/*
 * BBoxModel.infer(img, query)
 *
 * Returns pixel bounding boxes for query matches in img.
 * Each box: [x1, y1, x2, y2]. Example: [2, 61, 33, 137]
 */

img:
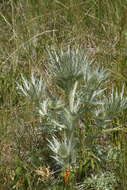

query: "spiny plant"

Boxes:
[17, 47, 127, 189]
[1, 0, 127, 189]
[17, 73, 46, 104]
[78, 171, 117, 190]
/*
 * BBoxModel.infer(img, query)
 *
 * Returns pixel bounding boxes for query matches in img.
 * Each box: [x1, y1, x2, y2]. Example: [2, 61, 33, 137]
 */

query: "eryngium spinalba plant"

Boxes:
[17, 47, 127, 188]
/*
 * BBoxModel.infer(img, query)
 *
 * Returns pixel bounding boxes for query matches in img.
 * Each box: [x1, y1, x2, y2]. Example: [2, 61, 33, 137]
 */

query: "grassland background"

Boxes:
[0, 0, 127, 189]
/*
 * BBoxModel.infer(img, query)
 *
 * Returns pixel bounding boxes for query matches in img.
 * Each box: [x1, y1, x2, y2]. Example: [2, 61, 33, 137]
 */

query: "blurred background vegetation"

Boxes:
[0, 0, 127, 189]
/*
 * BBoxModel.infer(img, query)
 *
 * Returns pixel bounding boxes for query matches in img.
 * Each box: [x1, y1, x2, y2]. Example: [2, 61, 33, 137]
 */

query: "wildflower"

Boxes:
[64, 167, 71, 184]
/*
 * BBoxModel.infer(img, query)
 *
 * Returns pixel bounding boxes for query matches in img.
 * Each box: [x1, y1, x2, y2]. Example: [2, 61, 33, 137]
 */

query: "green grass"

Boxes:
[0, 0, 127, 189]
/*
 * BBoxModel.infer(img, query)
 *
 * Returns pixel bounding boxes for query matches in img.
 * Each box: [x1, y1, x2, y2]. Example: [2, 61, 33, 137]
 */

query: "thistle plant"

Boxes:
[78, 172, 116, 190]
[103, 85, 127, 120]
[17, 47, 127, 188]
[17, 72, 46, 104]
[48, 135, 76, 167]
[46, 47, 87, 92]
